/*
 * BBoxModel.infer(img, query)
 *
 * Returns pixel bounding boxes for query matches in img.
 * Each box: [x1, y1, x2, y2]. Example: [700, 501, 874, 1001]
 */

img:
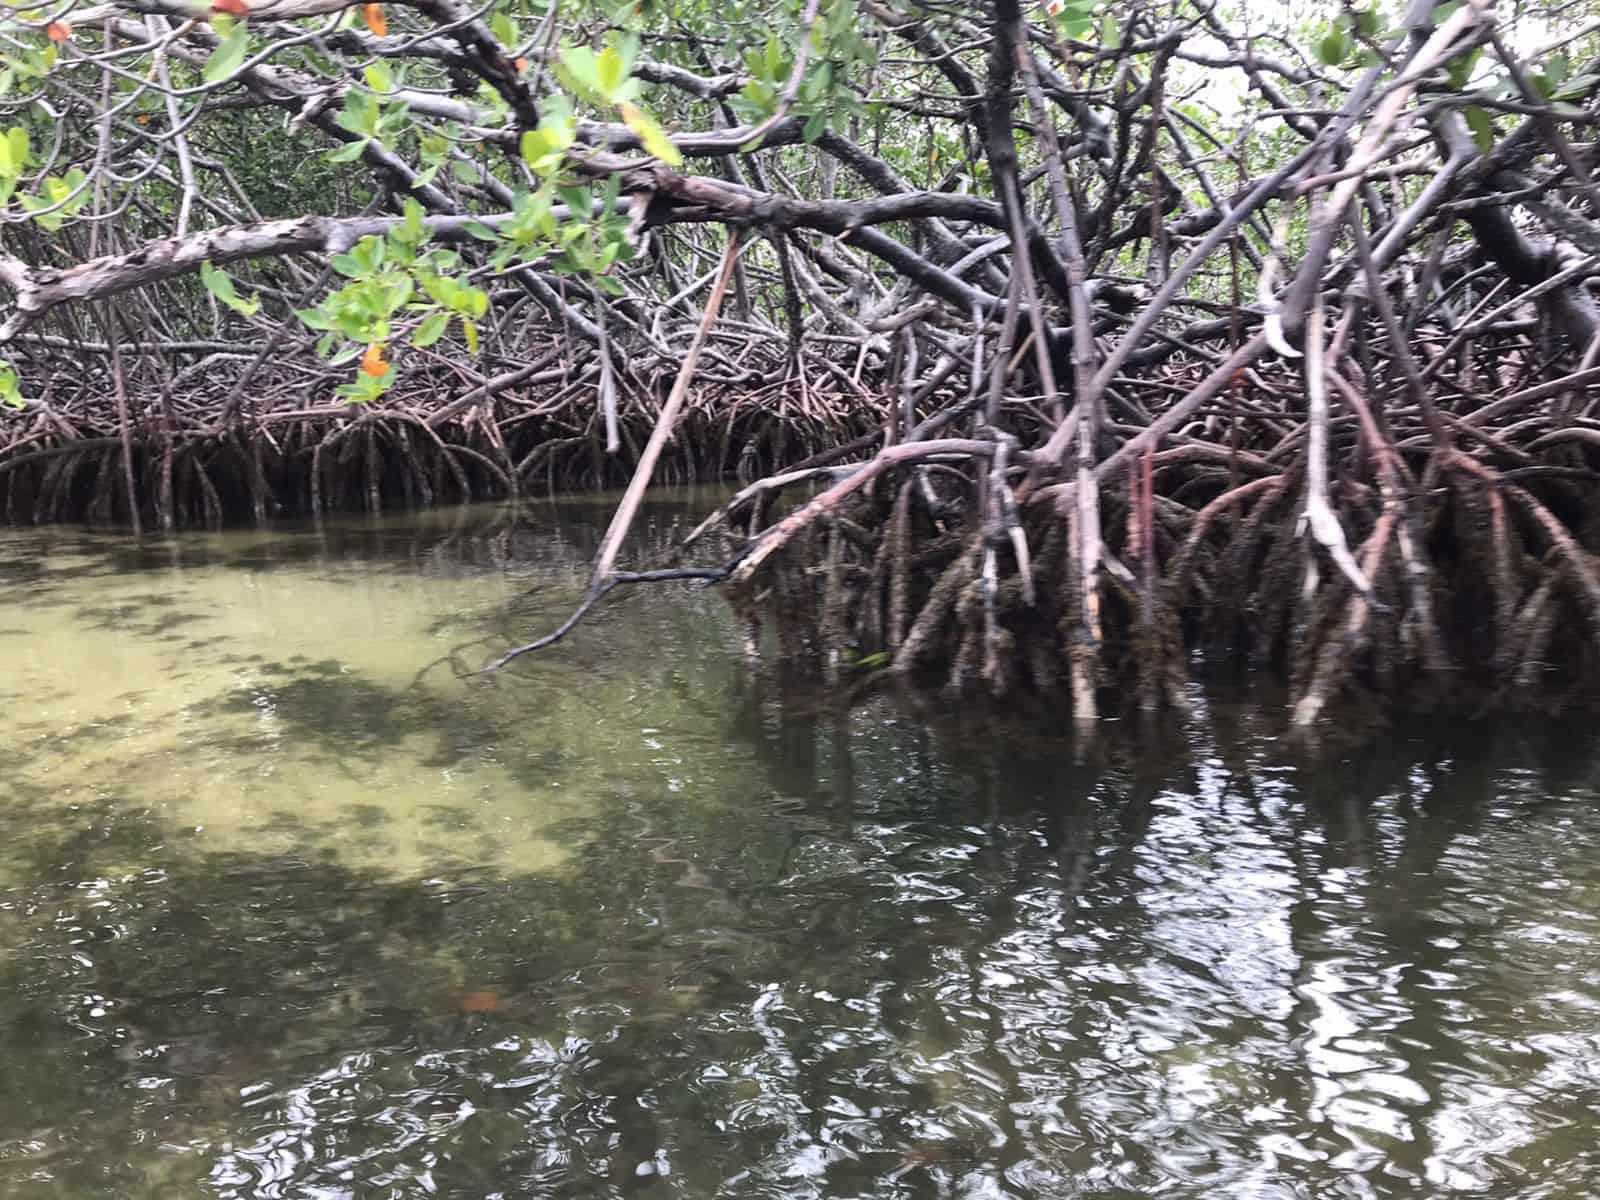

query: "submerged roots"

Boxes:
[706, 395, 1600, 725]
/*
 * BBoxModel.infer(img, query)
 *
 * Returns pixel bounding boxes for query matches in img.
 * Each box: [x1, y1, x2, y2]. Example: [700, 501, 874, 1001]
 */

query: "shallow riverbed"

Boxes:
[1, 497, 1598, 1198]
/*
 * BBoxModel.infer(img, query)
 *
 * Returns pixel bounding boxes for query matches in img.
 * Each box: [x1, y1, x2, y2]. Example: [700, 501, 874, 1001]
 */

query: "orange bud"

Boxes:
[514, 56, 528, 72]
[363, 3, 386, 36]
[361, 343, 389, 376]
[46, 21, 71, 42]
[212, 0, 249, 14]
[136, 113, 151, 125]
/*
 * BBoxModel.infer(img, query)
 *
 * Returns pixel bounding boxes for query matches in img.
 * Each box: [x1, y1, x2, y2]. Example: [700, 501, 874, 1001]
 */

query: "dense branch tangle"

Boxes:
[7, 0, 1600, 722]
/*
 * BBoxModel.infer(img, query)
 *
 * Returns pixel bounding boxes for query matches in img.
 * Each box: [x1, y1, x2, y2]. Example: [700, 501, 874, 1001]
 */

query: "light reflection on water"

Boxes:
[1, 499, 1598, 1198]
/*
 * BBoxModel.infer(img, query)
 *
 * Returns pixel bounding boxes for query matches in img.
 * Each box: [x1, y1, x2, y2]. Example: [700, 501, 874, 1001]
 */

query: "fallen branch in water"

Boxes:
[478, 567, 732, 671]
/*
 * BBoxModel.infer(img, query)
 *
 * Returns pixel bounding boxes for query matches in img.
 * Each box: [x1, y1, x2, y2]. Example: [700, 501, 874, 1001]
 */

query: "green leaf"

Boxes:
[199, 260, 261, 317]
[377, 104, 411, 138]
[0, 126, 26, 175]
[736, 77, 778, 122]
[614, 30, 640, 77]
[0, 361, 24, 409]
[328, 138, 369, 163]
[337, 360, 394, 403]
[556, 183, 591, 215]
[364, 60, 395, 94]
[412, 310, 450, 347]
[1446, 46, 1481, 91]
[392, 195, 428, 246]
[618, 101, 682, 165]
[1554, 72, 1600, 102]
[199, 260, 237, 304]
[541, 93, 576, 142]
[418, 272, 452, 307]
[357, 238, 384, 275]
[521, 128, 554, 167]
[203, 23, 251, 86]
[462, 317, 479, 354]
[518, 102, 575, 178]
[559, 44, 601, 98]
[336, 93, 371, 136]
[48, 170, 87, 206]
[1465, 104, 1495, 151]
[490, 10, 517, 47]
[596, 45, 627, 101]
[1317, 30, 1348, 67]
[531, 193, 558, 238]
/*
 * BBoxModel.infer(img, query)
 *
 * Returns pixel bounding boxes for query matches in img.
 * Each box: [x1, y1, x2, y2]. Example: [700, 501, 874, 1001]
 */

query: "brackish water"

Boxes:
[2, 497, 1599, 1198]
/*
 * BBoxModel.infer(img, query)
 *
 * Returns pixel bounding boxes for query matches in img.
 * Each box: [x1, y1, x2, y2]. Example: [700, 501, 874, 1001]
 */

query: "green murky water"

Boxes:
[2, 498, 1599, 1198]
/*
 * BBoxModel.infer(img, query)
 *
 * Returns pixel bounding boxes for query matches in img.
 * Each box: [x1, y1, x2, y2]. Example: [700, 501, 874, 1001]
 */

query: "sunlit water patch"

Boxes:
[1, 499, 1599, 1198]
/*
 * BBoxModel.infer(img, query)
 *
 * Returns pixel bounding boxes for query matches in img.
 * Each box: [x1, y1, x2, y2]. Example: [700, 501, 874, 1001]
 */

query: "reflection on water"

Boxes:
[2, 499, 1599, 1198]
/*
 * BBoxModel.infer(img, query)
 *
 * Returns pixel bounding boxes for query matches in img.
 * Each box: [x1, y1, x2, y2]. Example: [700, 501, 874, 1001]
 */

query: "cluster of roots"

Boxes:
[0, 377, 872, 528]
[710, 374, 1600, 726]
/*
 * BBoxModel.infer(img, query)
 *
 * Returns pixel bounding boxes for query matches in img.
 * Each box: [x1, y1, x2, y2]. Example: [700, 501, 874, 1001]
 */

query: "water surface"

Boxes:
[1, 499, 1598, 1198]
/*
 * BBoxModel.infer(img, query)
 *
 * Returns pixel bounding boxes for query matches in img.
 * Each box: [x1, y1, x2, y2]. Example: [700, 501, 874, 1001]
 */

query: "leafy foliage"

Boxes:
[0, 0, 1597, 403]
